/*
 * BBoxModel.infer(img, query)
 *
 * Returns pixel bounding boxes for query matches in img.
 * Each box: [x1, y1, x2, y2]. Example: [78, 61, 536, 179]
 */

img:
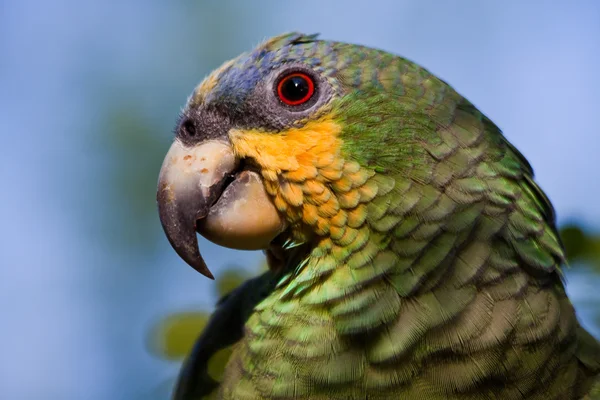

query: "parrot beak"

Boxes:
[157, 139, 286, 279]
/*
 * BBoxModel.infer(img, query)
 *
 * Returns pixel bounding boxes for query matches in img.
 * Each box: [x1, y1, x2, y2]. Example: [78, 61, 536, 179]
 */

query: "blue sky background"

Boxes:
[1, 1, 599, 399]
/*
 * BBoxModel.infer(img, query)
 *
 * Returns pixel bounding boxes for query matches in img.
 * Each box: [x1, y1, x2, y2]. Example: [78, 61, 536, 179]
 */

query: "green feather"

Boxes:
[172, 32, 600, 400]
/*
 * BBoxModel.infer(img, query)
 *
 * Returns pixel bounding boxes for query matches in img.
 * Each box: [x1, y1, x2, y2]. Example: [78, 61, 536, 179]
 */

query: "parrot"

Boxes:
[156, 32, 600, 399]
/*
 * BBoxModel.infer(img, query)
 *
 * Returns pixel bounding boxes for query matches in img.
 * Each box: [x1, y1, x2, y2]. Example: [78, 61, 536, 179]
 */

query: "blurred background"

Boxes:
[1, 0, 599, 398]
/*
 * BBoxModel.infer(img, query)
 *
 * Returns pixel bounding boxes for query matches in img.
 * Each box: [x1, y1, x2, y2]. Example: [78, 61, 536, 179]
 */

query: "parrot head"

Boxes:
[157, 32, 477, 278]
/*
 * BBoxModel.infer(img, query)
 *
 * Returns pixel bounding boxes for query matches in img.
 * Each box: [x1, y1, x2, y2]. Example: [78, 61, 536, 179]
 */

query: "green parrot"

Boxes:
[156, 33, 600, 399]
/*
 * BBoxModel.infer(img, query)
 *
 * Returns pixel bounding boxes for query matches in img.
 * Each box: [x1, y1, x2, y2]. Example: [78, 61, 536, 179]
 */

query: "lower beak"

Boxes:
[157, 139, 286, 279]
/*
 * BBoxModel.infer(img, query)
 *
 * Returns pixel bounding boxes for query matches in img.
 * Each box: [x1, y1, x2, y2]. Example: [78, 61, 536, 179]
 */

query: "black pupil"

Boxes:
[281, 76, 310, 102]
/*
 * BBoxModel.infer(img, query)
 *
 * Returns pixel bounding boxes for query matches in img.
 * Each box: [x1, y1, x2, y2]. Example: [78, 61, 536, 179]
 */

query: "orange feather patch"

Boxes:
[228, 116, 374, 245]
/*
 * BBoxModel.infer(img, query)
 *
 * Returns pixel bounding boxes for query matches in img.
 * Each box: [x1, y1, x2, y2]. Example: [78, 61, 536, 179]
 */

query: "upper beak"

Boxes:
[157, 140, 237, 279]
[157, 138, 287, 279]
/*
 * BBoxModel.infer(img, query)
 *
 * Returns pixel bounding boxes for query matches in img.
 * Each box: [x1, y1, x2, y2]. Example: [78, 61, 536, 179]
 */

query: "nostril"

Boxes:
[180, 118, 196, 137]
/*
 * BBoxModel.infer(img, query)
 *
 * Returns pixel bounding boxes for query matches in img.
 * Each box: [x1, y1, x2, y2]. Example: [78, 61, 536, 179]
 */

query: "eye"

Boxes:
[276, 72, 315, 106]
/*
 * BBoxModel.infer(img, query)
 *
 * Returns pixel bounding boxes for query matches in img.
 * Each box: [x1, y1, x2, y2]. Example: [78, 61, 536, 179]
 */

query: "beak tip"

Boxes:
[170, 238, 215, 280]
[204, 271, 215, 280]
[191, 258, 215, 280]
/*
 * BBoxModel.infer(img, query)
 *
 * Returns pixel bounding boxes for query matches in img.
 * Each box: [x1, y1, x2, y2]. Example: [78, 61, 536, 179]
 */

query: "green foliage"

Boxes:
[560, 224, 600, 271]
[101, 105, 169, 249]
[215, 267, 251, 298]
[150, 311, 210, 361]
[150, 263, 262, 362]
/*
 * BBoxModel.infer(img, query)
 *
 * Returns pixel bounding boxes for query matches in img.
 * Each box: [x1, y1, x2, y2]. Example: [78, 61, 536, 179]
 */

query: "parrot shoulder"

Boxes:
[172, 271, 279, 400]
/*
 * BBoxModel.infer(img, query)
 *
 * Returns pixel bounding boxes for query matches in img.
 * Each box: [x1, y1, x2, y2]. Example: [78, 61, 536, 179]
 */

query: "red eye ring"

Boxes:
[276, 72, 315, 106]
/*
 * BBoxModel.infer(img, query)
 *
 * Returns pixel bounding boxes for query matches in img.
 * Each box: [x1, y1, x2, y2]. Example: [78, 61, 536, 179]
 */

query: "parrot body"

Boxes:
[158, 33, 600, 399]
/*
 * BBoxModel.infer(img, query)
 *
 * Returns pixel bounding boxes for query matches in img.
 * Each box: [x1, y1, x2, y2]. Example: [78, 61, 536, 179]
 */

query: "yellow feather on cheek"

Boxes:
[229, 116, 375, 244]
[229, 117, 344, 241]
[229, 118, 342, 172]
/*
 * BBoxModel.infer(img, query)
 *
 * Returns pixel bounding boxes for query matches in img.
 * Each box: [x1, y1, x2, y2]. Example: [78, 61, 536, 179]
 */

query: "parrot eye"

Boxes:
[276, 72, 315, 106]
